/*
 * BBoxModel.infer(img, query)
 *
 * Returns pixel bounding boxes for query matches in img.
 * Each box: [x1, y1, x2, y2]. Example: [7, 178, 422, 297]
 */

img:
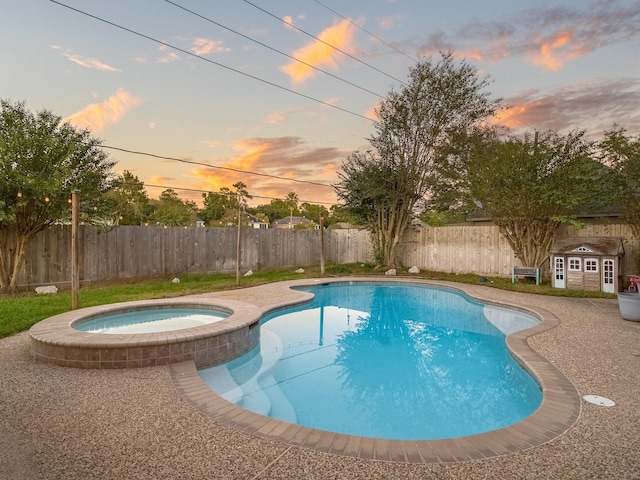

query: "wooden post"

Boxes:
[71, 190, 80, 309]
[319, 213, 325, 275]
[236, 200, 242, 287]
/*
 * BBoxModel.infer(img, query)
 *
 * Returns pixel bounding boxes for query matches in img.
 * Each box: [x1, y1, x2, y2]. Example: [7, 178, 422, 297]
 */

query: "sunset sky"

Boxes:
[3, 0, 639, 207]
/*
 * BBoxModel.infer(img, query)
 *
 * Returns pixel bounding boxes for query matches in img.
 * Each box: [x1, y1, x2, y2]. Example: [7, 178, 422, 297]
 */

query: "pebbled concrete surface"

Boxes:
[1, 280, 638, 479]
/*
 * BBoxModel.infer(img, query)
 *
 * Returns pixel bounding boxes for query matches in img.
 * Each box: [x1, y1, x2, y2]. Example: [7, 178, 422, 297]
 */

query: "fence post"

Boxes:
[71, 190, 80, 309]
[236, 203, 242, 286]
[320, 214, 325, 274]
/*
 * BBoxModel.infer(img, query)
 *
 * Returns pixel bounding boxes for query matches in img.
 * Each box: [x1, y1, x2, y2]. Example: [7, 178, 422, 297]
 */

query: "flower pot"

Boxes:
[617, 292, 640, 321]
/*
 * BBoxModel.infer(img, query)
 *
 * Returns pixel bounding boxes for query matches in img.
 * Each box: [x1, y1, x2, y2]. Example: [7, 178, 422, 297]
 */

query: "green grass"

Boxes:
[0, 263, 617, 339]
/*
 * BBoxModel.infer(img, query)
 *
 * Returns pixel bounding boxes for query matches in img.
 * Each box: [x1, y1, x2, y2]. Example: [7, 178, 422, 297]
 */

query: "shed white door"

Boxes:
[602, 259, 615, 293]
[554, 257, 565, 288]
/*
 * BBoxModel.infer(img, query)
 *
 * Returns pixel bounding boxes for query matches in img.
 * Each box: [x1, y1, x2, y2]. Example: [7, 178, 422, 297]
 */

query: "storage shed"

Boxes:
[550, 237, 625, 293]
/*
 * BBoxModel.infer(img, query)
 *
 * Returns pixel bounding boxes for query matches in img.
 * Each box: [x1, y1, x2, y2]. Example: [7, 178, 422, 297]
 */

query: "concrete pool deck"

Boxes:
[1, 278, 639, 479]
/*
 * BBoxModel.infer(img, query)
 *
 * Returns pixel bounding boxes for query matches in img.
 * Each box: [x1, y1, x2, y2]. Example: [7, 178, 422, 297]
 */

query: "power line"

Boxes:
[165, 0, 384, 99]
[102, 145, 335, 188]
[51, 1, 540, 163]
[311, 0, 419, 63]
[142, 183, 336, 205]
[49, 0, 374, 122]
[302, 0, 539, 133]
[51, 1, 536, 137]
[236, 0, 535, 134]
[242, 0, 407, 86]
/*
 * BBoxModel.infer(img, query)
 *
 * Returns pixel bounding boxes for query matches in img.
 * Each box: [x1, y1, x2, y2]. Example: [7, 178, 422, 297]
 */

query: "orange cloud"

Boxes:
[493, 78, 640, 134]
[228, 138, 273, 170]
[149, 175, 174, 187]
[493, 104, 532, 130]
[530, 29, 592, 71]
[189, 138, 275, 193]
[281, 19, 357, 83]
[65, 89, 142, 132]
[456, 48, 484, 62]
[189, 137, 343, 204]
[364, 101, 380, 121]
[191, 170, 237, 196]
[319, 162, 338, 177]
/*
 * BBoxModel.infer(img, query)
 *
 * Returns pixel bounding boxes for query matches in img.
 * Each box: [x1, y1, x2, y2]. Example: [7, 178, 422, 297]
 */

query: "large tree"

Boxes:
[0, 99, 115, 292]
[599, 127, 640, 240]
[252, 198, 296, 223]
[336, 52, 499, 266]
[230, 181, 251, 227]
[300, 202, 329, 225]
[328, 204, 361, 226]
[199, 187, 236, 226]
[148, 189, 198, 227]
[432, 128, 604, 268]
[103, 170, 149, 225]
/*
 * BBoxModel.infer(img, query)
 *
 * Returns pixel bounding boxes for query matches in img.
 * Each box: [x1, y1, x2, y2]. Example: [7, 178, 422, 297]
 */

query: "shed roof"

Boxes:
[551, 237, 625, 257]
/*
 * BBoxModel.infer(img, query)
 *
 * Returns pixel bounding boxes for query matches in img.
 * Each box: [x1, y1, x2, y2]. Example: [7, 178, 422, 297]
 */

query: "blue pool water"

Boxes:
[199, 283, 542, 440]
[74, 308, 229, 334]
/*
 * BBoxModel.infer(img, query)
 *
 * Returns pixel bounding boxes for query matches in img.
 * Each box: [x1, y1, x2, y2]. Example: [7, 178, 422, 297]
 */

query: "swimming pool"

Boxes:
[199, 282, 542, 440]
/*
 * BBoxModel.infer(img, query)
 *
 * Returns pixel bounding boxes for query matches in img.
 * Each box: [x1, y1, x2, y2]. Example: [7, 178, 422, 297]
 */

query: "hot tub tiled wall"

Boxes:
[29, 298, 262, 369]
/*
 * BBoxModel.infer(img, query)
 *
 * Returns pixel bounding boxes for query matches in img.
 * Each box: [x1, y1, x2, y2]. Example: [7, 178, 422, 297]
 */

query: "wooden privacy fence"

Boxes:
[17, 226, 324, 288]
[12, 223, 637, 288]
[399, 224, 517, 275]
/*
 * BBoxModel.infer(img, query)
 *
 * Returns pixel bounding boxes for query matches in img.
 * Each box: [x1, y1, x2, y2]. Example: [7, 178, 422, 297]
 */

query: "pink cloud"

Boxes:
[495, 79, 640, 133]
[529, 29, 594, 71]
[415, 2, 639, 71]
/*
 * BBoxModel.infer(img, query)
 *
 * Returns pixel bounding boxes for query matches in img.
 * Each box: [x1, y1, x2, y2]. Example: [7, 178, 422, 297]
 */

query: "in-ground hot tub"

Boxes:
[29, 297, 262, 369]
[73, 307, 230, 334]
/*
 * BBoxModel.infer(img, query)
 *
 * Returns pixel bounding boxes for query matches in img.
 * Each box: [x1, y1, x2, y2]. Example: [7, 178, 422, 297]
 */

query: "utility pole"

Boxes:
[319, 212, 325, 275]
[71, 190, 80, 309]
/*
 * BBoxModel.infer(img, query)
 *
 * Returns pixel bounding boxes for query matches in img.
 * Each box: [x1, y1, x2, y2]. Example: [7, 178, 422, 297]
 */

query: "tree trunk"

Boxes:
[8, 236, 28, 292]
[0, 225, 41, 293]
[497, 219, 560, 268]
[0, 233, 9, 291]
[374, 197, 414, 268]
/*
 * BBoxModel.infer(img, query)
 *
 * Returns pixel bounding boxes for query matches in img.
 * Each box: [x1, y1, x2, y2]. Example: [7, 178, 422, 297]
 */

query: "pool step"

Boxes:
[198, 328, 297, 423]
[198, 365, 244, 403]
[257, 373, 297, 423]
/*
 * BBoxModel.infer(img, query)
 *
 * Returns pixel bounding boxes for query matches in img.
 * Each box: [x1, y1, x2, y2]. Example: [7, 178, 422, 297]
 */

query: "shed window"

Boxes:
[568, 257, 582, 271]
[585, 258, 598, 272]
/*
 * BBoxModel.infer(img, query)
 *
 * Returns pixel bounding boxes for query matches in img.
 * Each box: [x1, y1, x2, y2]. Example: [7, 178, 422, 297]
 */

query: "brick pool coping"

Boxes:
[169, 278, 582, 464]
[29, 297, 263, 369]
